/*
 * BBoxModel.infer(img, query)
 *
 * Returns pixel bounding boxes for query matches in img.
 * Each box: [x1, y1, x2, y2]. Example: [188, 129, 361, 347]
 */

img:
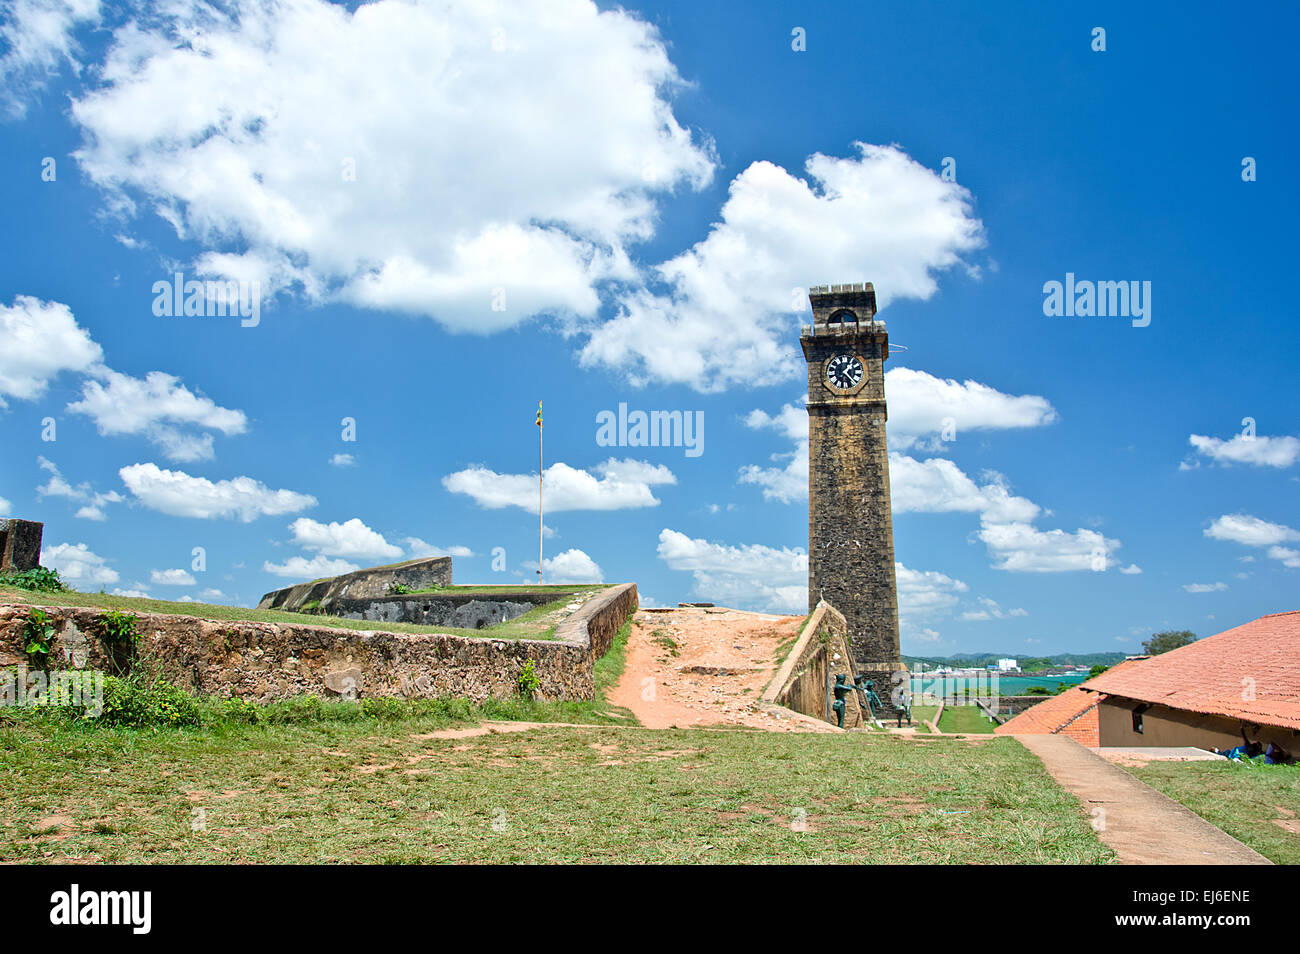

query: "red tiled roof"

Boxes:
[1084, 610, 1300, 730]
[995, 657, 1148, 737]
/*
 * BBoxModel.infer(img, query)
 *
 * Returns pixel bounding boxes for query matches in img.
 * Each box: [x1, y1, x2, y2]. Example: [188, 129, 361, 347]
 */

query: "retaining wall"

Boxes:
[0, 583, 638, 704]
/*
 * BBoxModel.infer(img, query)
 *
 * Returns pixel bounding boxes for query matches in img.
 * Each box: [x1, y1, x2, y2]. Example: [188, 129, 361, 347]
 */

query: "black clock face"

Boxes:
[826, 353, 863, 390]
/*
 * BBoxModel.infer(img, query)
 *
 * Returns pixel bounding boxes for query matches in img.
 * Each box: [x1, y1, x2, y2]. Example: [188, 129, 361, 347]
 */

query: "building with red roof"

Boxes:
[1084, 610, 1300, 755]
[995, 657, 1149, 746]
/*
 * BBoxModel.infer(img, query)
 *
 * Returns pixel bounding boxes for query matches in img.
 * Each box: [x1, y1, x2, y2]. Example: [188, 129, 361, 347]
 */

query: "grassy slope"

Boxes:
[0, 586, 573, 641]
[0, 723, 1111, 864]
[1127, 760, 1300, 865]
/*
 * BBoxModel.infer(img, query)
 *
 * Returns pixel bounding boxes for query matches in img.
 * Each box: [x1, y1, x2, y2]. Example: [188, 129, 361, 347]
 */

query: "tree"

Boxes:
[1143, 630, 1197, 656]
[1088, 664, 1109, 678]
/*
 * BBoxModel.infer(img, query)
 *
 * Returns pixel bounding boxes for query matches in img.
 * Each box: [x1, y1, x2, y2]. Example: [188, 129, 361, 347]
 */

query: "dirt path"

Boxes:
[609, 607, 838, 732]
[1015, 734, 1271, 865]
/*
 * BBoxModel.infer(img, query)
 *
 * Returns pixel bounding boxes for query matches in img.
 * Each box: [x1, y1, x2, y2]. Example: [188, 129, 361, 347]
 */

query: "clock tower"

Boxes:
[801, 283, 904, 696]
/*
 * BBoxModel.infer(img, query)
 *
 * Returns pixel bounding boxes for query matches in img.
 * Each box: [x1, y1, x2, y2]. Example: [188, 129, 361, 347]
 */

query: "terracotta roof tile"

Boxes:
[1084, 610, 1300, 729]
[995, 657, 1149, 736]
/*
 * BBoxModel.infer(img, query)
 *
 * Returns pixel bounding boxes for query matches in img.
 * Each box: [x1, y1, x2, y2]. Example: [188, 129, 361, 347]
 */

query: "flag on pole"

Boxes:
[536, 401, 543, 427]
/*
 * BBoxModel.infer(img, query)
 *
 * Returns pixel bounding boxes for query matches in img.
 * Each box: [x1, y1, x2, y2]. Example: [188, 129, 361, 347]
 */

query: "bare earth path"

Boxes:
[1016, 734, 1271, 865]
[609, 606, 837, 732]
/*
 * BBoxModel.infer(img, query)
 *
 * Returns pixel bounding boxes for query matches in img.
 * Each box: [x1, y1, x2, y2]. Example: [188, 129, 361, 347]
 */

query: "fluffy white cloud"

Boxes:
[0, 0, 100, 116]
[262, 554, 359, 580]
[150, 568, 197, 586]
[977, 522, 1119, 573]
[71, 0, 713, 331]
[40, 541, 118, 585]
[119, 462, 316, 521]
[889, 455, 1042, 524]
[404, 538, 473, 559]
[957, 596, 1027, 622]
[35, 456, 123, 520]
[1205, 513, 1300, 569]
[1187, 433, 1300, 469]
[1119, 564, 1143, 575]
[329, 453, 355, 468]
[66, 368, 247, 463]
[541, 548, 603, 583]
[896, 564, 968, 621]
[1205, 513, 1299, 548]
[444, 458, 675, 513]
[111, 587, 150, 599]
[886, 368, 1057, 450]
[1183, 582, 1227, 593]
[287, 517, 402, 561]
[656, 528, 806, 613]
[0, 296, 102, 406]
[0, 493, 11, 513]
[580, 145, 983, 390]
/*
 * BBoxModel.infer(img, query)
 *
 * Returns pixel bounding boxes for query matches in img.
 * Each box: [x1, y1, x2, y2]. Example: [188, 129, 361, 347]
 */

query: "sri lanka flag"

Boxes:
[536, 401, 542, 427]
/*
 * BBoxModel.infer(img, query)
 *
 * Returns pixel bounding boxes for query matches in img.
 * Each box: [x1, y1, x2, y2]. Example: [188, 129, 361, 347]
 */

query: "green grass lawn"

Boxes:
[1126, 760, 1300, 865]
[0, 717, 1112, 864]
[0, 586, 577, 641]
[937, 704, 998, 734]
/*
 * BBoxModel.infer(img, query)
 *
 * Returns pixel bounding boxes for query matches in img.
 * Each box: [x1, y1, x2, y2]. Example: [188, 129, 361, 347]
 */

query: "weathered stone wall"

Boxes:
[0, 519, 43, 572]
[0, 583, 638, 704]
[762, 601, 866, 727]
[330, 592, 560, 630]
[255, 556, 453, 614]
[801, 283, 902, 674]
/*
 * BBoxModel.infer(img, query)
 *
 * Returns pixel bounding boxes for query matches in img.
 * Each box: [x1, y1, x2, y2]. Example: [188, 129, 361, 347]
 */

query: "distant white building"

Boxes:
[997, 658, 1019, 672]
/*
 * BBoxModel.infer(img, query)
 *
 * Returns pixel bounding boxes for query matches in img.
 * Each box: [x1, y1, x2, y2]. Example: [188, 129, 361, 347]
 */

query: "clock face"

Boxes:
[825, 353, 864, 391]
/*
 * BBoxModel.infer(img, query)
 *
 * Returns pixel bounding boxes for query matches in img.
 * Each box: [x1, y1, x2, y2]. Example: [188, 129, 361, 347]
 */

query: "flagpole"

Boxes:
[538, 401, 543, 584]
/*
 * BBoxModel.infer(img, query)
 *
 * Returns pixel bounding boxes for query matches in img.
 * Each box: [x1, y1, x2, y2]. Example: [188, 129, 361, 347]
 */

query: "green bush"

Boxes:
[516, 658, 541, 698]
[99, 674, 202, 728]
[23, 609, 56, 659]
[0, 566, 68, 593]
[96, 610, 140, 645]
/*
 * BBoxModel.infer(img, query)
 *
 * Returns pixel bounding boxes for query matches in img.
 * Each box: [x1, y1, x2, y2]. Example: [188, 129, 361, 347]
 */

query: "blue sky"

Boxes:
[0, 0, 1296, 656]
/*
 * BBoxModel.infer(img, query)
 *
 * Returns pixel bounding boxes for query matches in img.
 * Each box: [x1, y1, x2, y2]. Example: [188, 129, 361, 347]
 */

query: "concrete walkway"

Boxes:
[1015, 734, 1272, 865]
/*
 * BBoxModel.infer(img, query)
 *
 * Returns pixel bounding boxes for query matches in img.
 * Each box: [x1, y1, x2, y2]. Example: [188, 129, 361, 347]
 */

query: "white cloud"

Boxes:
[0, 0, 100, 116]
[1119, 564, 1143, 575]
[1182, 582, 1227, 593]
[889, 455, 1041, 524]
[656, 528, 806, 613]
[977, 522, 1119, 573]
[119, 462, 316, 521]
[0, 493, 11, 513]
[886, 368, 1057, 450]
[35, 456, 123, 520]
[1205, 513, 1299, 548]
[541, 548, 603, 583]
[66, 368, 247, 463]
[150, 567, 197, 586]
[403, 537, 473, 559]
[0, 296, 102, 406]
[1268, 547, 1300, 569]
[40, 541, 118, 585]
[329, 453, 355, 468]
[957, 596, 1027, 622]
[1188, 433, 1300, 469]
[896, 564, 968, 621]
[287, 517, 402, 561]
[110, 587, 150, 599]
[70, 0, 713, 331]
[444, 457, 675, 513]
[262, 554, 359, 580]
[580, 144, 983, 390]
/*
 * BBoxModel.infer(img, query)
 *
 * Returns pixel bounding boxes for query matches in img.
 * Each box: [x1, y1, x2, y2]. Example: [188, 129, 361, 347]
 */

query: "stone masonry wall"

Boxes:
[255, 556, 453, 614]
[0, 583, 637, 704]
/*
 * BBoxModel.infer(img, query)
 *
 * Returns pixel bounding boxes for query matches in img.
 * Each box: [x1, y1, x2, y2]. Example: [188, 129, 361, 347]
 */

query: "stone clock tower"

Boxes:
[801, 283, 904, 694]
